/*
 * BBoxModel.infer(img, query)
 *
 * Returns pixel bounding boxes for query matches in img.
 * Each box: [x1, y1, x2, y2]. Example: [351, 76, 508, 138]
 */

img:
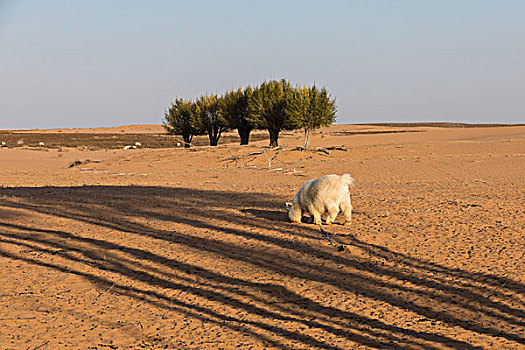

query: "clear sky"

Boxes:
[1, 0, 524, 129]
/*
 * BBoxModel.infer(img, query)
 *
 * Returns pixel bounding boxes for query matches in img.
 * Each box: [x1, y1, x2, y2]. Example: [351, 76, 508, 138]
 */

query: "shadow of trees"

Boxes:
[0, 186, 523, 349]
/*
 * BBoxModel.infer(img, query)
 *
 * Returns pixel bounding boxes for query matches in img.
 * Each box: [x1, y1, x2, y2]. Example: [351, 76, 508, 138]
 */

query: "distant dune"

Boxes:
[3, 122, 524, 134]
[5, 124, 166, 134]
[358, 122, 525, 128]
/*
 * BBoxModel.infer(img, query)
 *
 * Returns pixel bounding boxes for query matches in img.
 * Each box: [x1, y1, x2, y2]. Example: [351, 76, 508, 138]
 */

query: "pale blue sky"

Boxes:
[1, 0, 524, 129]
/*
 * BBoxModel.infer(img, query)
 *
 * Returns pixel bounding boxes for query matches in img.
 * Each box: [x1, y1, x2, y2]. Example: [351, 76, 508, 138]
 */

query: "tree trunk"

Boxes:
[183, 133, 192, 148]
[238, 127, 252, 145]
[208, 133, 218, 146]
[208, 126, 221, 146]
[268, 129, 280, 147]
[303, 128, 312, 150]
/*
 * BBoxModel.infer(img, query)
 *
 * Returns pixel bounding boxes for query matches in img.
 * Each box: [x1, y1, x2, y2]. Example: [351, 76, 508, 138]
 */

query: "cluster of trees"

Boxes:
[163, 79, 336, 149]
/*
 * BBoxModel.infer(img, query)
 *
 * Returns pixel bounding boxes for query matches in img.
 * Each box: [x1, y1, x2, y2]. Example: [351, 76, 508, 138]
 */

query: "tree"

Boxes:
[248, 79, 294, 147]
[195, 94, 228, 146]
[220, 86, 255, 145]
[286, 85, 337, 149]
[163, 98, 199, 148]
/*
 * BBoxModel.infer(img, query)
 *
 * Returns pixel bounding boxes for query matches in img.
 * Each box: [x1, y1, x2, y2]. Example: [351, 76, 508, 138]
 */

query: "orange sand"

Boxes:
[0, 125, 523, 349]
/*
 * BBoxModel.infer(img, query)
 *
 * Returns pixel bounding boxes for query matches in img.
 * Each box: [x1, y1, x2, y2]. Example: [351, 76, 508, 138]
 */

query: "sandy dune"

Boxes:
[0, 124, 524, 349]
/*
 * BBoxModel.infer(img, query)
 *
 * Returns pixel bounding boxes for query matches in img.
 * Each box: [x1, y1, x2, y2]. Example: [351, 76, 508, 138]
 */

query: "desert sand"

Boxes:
[0, 124, 524, 349]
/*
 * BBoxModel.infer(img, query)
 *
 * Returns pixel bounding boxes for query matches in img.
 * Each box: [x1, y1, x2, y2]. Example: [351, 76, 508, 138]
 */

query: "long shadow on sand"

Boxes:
[0, 186, 523, 349]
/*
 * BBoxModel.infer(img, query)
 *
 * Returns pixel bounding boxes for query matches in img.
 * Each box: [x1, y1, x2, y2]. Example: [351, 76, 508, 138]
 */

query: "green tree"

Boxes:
[248, 79, 294, 147]
[286, 85, 337, 149]
[195, 94, 228, 146]
[221, 86, 255, 145]
[163, 98, 199, 148]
